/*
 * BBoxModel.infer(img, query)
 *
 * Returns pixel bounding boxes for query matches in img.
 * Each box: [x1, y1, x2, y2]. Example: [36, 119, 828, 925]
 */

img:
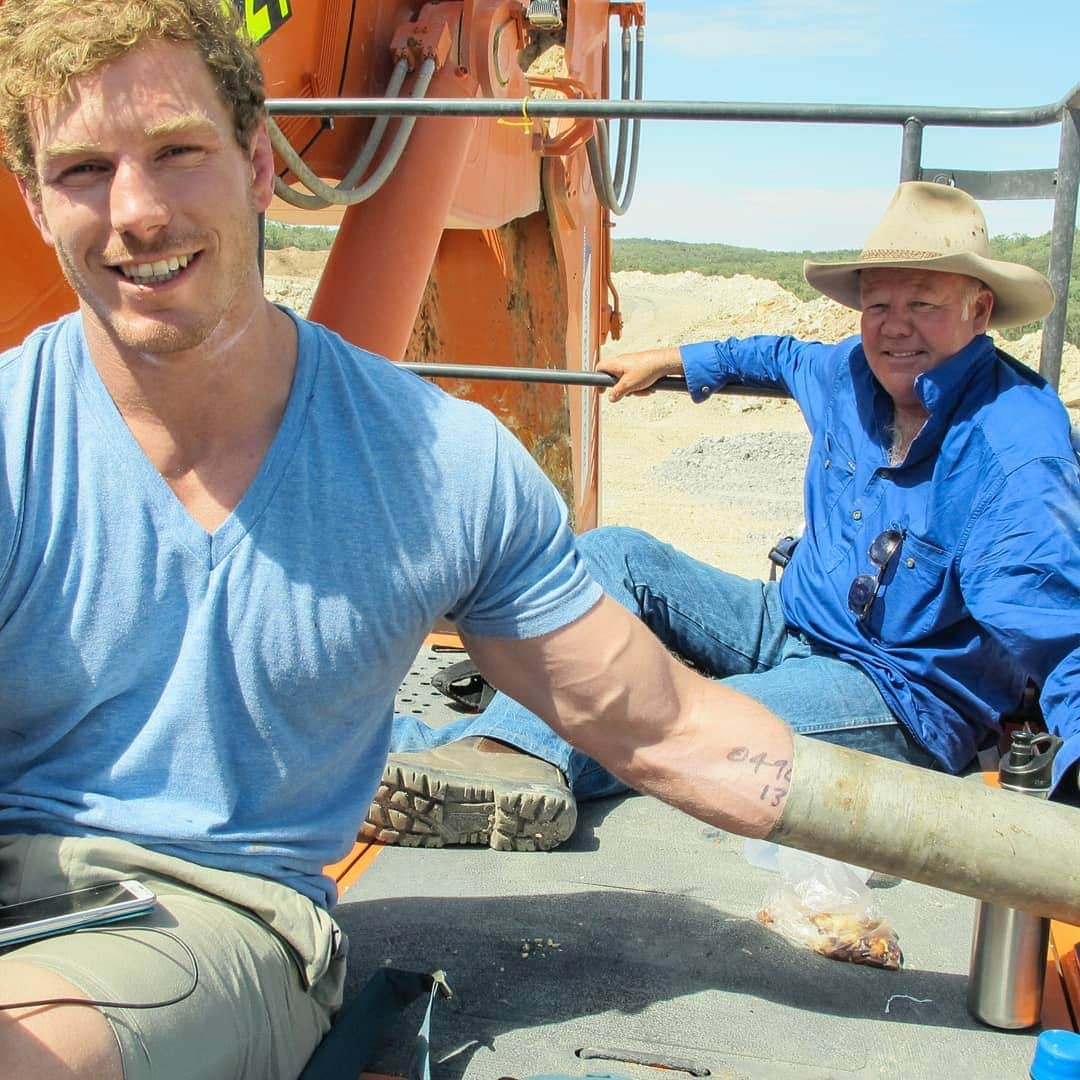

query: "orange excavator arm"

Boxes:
[257, 0, 633, 529]
[252, 0, 632, 530]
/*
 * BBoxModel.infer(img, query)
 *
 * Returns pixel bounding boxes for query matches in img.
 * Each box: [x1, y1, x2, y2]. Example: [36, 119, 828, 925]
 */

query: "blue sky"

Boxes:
[613, 1, 1079, 251]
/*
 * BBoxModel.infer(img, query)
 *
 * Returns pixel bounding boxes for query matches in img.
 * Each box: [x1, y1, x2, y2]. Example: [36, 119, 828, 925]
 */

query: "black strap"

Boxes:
[431, 658, 496, 712]
[767, 534, 800, 581]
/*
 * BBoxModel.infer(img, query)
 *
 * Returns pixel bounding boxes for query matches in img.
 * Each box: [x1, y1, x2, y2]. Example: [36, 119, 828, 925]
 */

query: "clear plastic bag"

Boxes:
[751, 844, 903, 970]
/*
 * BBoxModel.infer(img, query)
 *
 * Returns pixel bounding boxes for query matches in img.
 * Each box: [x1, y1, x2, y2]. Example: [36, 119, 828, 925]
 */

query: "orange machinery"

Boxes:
[0, 0, 643, 531]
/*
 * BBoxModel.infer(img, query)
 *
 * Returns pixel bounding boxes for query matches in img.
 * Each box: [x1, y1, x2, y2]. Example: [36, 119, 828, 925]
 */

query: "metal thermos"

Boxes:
[967, 727, 1063, 1029]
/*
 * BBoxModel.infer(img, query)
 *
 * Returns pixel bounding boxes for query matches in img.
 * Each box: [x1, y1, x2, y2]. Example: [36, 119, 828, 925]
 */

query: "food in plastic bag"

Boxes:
[753, 845, 903, 970]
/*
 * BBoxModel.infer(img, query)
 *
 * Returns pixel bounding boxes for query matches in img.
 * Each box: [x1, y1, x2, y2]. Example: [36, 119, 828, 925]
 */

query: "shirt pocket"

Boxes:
[807, 430, 859, 571]
[872, 532, 956, 644]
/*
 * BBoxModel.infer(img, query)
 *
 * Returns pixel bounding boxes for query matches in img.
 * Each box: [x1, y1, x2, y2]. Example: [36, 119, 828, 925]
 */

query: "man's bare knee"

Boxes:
[0, 960, 122, 1080]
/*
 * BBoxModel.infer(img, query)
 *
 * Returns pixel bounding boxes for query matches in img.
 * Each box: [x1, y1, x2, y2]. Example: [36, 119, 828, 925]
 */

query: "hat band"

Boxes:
[858, 247, 949, 261]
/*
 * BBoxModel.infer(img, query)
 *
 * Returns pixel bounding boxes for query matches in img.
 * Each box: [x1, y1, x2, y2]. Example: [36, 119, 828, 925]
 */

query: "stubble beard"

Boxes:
[59, 208, 262, 358]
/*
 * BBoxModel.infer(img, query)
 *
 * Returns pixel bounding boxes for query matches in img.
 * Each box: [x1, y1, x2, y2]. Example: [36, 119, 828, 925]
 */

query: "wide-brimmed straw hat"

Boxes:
[803, 182, 1054, 328]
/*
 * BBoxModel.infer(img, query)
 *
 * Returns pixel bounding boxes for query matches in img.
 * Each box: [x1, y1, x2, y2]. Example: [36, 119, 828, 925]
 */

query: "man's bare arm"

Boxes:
[462, 595, 793, 838]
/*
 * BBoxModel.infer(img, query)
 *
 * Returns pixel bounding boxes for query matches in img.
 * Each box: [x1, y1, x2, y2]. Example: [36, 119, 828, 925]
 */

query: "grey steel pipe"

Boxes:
[1040, 100, 1080, 388]
[899, 117, 924, 182]
[396, 362, 790, 398]
[269, 94, 1071, 128]
[767, 736, 1080, 924]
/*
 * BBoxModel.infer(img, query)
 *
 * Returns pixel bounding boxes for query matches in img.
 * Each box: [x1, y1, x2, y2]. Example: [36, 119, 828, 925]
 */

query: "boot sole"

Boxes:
[362, 759, 577, 851]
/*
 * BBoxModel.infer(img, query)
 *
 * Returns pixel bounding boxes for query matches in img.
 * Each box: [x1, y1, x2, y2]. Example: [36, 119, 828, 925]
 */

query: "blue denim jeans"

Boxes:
[391, 526, 936, 800]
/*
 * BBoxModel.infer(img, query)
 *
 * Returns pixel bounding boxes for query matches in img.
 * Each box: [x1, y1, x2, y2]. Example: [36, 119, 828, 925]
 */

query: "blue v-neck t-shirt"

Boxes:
[0, 312, 601, 906]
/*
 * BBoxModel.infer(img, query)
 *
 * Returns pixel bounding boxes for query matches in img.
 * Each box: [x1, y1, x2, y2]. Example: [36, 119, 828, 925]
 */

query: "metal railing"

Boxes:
[269, 83, 1080, 390]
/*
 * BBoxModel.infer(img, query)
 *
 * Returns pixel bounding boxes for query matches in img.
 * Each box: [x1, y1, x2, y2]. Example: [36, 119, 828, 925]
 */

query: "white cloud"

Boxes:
[650, 4, 881, 60]
[617, 183, 1053, 250]
[647, 0, 980, 62]
[981, 201, 1056, 241]
[619, 184, 888, 250]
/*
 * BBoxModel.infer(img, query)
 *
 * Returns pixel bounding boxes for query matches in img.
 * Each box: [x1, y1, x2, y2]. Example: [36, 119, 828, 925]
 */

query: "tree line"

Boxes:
[611, 234, 1080, 347]
[263, 220, 1079, 348]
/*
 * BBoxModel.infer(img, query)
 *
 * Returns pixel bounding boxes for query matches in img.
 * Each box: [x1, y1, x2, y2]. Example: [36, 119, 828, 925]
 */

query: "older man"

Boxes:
[370, 181, 1080, 849]
[0, 1, 825, 1076]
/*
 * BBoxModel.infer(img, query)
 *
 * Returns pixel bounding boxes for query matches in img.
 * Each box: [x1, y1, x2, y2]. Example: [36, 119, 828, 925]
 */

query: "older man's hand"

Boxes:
[597, 347, 684, 402]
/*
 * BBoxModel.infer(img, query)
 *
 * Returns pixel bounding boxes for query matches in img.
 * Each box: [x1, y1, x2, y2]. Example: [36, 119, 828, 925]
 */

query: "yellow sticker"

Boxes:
[229, 0, 292, 44]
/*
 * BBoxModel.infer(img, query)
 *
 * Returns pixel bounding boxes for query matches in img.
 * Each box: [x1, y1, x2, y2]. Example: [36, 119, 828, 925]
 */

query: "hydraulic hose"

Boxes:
[587, 23, 644, 215]
[271, 58, 435, 210]
[611, 23, 633, 194]
[336, 59, 410, 189]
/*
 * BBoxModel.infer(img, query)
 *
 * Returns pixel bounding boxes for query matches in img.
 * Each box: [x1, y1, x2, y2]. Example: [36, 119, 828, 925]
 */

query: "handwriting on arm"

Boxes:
[727, 746, 791, 807]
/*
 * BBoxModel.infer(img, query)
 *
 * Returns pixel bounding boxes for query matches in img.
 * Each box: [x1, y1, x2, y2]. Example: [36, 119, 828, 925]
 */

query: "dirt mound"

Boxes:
[605, 271, 861, 353]
[265, 247, 331, 278]
[263, 247, 324, 315]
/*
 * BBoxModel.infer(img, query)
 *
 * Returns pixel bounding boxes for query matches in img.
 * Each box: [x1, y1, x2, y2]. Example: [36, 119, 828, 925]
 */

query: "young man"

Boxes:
[371, 181, 1080, 848]
[0, 2, 802, 1076]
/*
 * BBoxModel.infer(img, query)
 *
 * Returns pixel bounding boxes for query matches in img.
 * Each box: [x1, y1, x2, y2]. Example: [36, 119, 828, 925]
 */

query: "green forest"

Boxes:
[611, 233, 1080, 347]
[263, 220, 1078, 348]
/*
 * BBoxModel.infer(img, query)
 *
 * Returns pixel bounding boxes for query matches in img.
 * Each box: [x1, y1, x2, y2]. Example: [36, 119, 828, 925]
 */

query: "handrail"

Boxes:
[395, 362, 788, 398]
[267, 86, 1079, 127]
[267, 83, 1079, 388]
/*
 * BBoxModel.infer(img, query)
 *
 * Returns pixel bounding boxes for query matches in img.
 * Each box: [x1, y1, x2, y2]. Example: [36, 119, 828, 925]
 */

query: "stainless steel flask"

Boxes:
[967, 728, 1063, 1029]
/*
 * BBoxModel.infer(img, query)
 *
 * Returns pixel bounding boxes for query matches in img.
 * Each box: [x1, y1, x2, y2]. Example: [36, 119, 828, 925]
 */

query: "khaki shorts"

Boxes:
[0, 834, 346, 1080]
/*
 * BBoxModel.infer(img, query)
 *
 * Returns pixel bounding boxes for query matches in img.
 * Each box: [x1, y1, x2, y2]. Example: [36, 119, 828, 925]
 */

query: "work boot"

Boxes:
[362, 737, 577, 851]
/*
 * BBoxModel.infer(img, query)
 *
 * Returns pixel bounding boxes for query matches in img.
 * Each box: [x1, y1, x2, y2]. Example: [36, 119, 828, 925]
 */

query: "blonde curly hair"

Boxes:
[0, 0, 266, 193]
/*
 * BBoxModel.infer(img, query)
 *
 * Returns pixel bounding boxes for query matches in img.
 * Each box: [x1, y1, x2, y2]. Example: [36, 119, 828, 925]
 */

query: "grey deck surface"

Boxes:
[335, 647, 1040, 1079]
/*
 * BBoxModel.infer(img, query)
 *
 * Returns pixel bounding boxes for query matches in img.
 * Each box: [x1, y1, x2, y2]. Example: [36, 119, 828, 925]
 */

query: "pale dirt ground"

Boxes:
[264, 250, 1080, 581]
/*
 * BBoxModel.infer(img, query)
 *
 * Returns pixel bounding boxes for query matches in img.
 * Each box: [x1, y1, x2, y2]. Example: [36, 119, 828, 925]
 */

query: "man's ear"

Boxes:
[972, 287, 994, 334]
[15, 174, 55, 249]
[248, 120, 276, 215]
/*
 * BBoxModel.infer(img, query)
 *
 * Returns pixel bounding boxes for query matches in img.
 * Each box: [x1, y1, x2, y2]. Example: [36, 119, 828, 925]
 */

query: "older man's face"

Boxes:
[859, 268, 993, 414]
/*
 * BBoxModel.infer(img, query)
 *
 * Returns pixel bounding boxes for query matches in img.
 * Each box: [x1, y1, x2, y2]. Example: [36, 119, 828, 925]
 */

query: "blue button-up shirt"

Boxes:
[680, 332, 1080, 791]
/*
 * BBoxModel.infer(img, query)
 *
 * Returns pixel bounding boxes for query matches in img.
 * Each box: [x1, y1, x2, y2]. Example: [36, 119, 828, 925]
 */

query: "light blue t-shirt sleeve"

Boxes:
[446, 416, 602, 638]
[0, 315, 604, 904]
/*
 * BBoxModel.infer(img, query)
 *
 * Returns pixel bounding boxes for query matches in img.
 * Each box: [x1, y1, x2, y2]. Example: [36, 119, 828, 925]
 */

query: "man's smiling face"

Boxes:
[21, 38, 274, 358]
[859, 267, 993, 412]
